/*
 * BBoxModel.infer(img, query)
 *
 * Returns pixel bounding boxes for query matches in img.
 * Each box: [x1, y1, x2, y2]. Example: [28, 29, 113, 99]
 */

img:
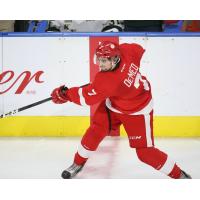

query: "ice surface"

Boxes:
[0, 137, 199, 179]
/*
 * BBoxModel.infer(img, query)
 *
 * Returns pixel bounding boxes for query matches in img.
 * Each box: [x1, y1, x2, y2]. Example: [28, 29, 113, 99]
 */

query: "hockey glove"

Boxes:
[51, 85, 69, 104]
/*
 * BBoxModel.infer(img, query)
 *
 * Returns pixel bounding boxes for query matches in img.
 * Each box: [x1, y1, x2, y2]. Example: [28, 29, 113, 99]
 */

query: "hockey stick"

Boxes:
[0, 86, 70, 119]
[0, 97, 52, 118]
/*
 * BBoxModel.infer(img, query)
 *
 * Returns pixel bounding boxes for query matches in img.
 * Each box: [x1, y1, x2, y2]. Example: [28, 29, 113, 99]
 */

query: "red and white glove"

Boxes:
[51, 85, 69, 104]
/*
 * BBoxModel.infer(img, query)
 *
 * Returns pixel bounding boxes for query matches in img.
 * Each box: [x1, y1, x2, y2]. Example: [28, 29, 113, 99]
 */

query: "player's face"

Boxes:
[97, 57, 113, 71]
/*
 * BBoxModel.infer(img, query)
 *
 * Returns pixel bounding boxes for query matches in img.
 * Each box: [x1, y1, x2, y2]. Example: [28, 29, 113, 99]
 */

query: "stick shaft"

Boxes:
[0, 97, 52, 118]
[18, 97, 52, 112]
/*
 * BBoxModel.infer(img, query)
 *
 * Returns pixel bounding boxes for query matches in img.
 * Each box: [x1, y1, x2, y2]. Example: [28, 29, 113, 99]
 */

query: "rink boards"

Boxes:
[0, 32, 200, 136]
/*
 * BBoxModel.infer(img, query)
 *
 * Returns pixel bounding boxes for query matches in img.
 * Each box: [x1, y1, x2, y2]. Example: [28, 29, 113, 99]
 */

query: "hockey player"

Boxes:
[51, 41, 191, 179]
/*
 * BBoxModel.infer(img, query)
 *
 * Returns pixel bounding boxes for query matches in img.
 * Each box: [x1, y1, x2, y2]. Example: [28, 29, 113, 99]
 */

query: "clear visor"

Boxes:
[96, 57, 111, 65]
[94, 54, 111, 65]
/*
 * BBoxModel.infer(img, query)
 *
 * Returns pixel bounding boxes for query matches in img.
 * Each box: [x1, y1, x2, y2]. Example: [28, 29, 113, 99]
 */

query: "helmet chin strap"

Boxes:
[110, 57, 120, 70]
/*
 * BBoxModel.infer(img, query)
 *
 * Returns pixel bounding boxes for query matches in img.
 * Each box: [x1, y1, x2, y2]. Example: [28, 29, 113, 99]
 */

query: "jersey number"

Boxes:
[134, 73, 150, 90]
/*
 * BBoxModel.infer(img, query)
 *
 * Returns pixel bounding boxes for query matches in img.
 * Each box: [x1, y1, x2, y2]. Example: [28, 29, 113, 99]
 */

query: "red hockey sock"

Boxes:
[136, 147, 181, 178]
[73, 124, 107, 166]
[74, 152, 88, 166]
[81, 124, 107, 151]
[136, 147, 168, 170]
[168, 164, 181, 179]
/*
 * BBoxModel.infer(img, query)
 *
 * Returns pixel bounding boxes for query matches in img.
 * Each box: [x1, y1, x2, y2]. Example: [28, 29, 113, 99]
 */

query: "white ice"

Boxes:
[0, 137, 199, 179]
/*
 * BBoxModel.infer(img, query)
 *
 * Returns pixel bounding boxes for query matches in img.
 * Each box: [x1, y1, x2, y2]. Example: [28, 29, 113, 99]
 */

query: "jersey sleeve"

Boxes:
[66, 73, 115, 106]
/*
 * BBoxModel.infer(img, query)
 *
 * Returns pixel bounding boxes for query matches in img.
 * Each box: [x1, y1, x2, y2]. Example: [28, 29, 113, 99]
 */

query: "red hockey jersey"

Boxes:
[66, 43, 152, 115]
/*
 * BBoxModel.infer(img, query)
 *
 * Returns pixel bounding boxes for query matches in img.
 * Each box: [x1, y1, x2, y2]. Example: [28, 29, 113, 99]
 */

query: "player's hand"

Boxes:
[51, 85, 69, 104]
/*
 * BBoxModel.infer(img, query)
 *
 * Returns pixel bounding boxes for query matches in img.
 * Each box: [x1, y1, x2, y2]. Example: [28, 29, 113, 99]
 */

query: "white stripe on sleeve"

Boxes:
[78, 88, 87, 106]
